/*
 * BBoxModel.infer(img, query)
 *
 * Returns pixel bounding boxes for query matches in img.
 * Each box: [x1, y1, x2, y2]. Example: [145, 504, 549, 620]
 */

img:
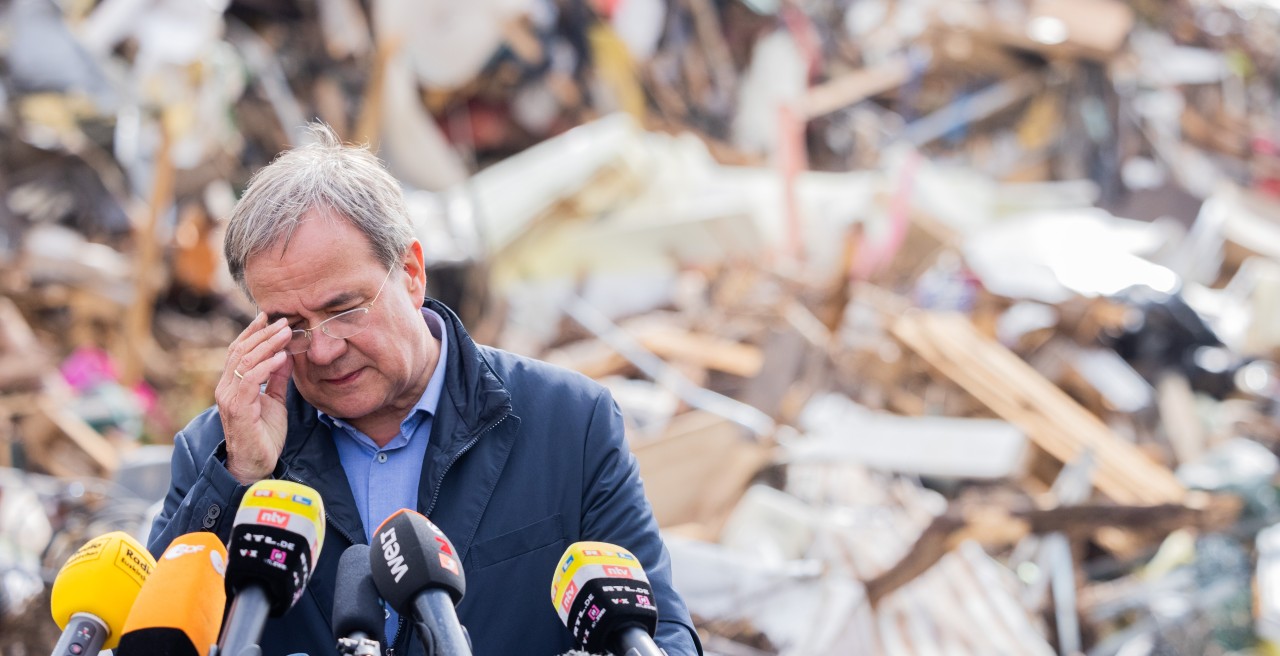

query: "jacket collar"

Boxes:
[276, 299, 515, 546]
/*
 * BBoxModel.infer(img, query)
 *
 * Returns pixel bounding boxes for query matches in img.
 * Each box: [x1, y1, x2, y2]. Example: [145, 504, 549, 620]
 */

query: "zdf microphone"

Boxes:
[116, 531, 228, 656]
[551, 541, 662, 656]
[332, 544, 384, 656]
[369, 509, 471, 656]
[49, 531, 156, 655]
[218, 479, 326, 656]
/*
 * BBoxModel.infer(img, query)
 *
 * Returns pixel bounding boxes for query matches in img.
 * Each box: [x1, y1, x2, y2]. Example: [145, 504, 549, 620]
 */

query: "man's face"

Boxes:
[244, 211, 431, 426]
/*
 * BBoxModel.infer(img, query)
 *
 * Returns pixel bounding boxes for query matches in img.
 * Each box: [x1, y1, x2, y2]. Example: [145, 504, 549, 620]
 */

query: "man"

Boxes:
[148, 124, 702, 656]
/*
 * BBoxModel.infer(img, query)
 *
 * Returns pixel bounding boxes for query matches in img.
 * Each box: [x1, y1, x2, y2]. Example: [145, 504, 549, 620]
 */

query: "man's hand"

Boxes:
[216, 313, 294, 484]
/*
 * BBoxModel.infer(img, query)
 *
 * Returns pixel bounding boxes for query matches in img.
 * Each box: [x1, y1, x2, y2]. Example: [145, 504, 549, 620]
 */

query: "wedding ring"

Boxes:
[234, 369, 244, 380]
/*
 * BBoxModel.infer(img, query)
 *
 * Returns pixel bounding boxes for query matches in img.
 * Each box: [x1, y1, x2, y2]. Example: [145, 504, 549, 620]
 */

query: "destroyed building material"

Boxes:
[562, 292, 776, 437]
[892, 311, 1186, 505]
[632, 415, 762, 533]
[792, 393, 1029, 481]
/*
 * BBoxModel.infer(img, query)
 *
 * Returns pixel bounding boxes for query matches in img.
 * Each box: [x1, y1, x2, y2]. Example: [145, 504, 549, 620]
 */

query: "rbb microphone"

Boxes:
[218, 479, 326, 656]
[368, 509, 471, 656]
[550, 542, 662, 656]
[49, 531, 156, 655]
[117, 531, 227, 656]
[332, 544, 384, 656]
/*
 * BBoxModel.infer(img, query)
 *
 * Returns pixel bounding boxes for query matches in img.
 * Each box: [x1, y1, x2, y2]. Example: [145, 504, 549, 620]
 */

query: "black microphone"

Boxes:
[218, 480, 326, 656]
[332, 544, 384, 656]
[368, 509, 472, 656]
[550, 542, 662, 656]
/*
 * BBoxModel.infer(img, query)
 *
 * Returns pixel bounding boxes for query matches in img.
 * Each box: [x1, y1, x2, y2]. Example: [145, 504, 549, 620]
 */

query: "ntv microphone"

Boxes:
[217, 479, 326, 656]
[116, 531, 228, 656]
[369, 509, 472, 656]
[48, 531, 156, 656]
[550, 542, 663, 656]
[332, 544, 384, 656]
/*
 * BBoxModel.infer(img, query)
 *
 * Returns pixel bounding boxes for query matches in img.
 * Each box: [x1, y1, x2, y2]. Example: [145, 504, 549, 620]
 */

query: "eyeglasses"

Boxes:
[286, 267, 394, 354]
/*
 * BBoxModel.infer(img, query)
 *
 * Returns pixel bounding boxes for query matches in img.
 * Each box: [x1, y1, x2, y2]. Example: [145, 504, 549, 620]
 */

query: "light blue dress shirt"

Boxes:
[320, 307, 448, 646]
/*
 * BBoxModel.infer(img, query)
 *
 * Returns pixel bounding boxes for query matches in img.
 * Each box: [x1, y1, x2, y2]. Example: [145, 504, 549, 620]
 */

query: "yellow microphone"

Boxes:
[116, 532, 229, 656]
[550, 541, 660, 656]
[49, 531, 156, 654]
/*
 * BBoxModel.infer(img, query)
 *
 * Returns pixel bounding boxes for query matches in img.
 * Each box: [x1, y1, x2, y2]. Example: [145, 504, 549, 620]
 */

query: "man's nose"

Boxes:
[305, 329, 346, 365]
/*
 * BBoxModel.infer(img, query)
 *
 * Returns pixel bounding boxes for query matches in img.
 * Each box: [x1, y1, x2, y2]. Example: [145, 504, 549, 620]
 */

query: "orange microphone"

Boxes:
[49, 531, 156, 655]
[116, 532, 229, 656]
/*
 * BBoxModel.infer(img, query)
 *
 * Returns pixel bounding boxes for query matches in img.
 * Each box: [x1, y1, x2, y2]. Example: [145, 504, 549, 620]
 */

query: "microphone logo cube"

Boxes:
[439, 553, 459, 576]
[561, 582, 577, 613]
[270, 549, 287, 565]
[603, 566, 632, 579]
[257, 509, 291, 528]
[164, 543, 206, 560]
[434, 535, 453, 555]
[587, 605, 603, 621]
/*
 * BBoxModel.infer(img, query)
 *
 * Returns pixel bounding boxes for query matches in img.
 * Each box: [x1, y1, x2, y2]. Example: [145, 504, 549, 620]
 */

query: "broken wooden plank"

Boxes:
[891, 311, 1185, 505]
[865, 496, 1238, 606]
[635, 326, 764, 379]
[0, 297, 47, 393]
[17, 395, 120, 478]
[984, 0, 1135, 62]
[631, 410, 771, 532]
[801, 54, 917, 121]
[562, 293, 776, 437]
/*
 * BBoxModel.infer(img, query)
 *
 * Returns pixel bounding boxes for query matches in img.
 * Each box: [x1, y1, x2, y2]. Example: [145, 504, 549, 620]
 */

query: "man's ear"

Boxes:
[403, 240, 427, 303]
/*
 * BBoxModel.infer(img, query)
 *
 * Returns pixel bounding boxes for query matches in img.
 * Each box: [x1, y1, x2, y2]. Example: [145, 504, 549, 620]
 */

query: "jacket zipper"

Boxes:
[287, 469, 397, 653]
[289, 414, 509, 655]
[425, 413, 508, 518]
[387, 413, 506, 654]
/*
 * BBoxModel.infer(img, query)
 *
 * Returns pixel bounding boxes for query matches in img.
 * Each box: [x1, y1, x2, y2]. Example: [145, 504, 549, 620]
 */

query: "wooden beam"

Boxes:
[892, 311, 1185, 505]
[865, 495, 1238, 606]
[631, 411, 772, 533]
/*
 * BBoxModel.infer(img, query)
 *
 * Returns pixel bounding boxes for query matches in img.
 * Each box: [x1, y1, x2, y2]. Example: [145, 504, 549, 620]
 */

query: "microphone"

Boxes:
[218, 479, 326, 656]
[550, 541, 662, 656]
[332, 544, 384, 656]
[48, 531, 156, 655]
[368, 509, 471, 656]
[116, 531, 228, 656]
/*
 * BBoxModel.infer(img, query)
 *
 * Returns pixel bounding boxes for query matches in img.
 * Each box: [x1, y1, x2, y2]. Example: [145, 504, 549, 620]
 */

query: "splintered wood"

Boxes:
[892, 311, 1185, 506]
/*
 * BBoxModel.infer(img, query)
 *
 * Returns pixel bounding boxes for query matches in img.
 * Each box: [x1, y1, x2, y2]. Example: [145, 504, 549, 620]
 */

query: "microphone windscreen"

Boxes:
[332, 544, 386, 644]
[369, 509, 465, 613]
[550, 541, 658, 654]
[225, 479, 327, 616]
[117, 531, 228, 656]
[50, 531, 156, 649]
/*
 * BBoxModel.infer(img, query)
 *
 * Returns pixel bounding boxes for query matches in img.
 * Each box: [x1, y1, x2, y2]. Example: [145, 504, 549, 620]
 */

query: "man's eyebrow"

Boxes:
[265, 291, 363, 324]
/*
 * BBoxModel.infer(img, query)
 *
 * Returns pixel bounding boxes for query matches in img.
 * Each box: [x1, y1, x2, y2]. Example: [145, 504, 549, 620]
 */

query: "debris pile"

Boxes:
[3, 0, 1280, 654]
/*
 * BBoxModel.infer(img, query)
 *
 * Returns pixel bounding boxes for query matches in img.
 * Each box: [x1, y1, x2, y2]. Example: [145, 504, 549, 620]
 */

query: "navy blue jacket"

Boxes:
[148, 300, 702, 656]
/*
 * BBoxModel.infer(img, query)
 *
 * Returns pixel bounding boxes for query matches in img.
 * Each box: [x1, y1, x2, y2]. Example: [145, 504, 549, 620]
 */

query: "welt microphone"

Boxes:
[368, 509, 472, 656]
[115, 531, 228, 656]
[332, 544, 384, 656]
[217, 479, 326, 656]
[48, 531, 156, 656]
[550, 541, 663, 656]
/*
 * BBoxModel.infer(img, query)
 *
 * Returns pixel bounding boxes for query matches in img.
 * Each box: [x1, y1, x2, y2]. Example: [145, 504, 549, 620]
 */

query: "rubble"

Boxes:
[3, 0, 1280, 654]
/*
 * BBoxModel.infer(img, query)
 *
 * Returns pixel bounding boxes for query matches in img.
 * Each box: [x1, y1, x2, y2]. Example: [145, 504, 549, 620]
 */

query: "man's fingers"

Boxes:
[264, 352, 293, 402]
[228, 317, 290, 383]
